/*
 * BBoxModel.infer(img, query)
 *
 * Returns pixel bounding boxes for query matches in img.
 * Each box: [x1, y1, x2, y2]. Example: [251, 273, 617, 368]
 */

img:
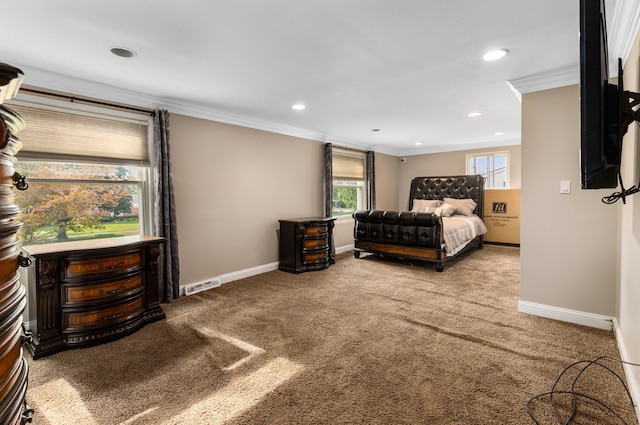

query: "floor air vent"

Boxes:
[183, 278, 220, 296]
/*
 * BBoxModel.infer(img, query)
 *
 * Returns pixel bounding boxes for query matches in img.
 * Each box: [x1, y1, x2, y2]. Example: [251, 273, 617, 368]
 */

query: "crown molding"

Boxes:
[14, 63, 379, 152]
[508, 66, 579, 96]
[608, 0, 640, 72]
[509, 0, 640, 96]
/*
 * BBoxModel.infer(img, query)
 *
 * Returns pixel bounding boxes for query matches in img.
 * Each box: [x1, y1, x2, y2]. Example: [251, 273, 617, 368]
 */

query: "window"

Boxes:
[9, 96, 153, 245]
[466, 151, 509, 189]
[332, 148, 367, 217]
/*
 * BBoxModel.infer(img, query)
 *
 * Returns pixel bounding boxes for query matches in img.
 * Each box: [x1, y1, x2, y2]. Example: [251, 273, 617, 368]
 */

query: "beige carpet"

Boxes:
[25, 246, 637, 424]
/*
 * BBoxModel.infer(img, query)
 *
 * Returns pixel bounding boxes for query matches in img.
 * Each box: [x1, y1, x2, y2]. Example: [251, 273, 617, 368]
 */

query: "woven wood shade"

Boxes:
[10, 104, 149, 165]
[332, 148, 365, 180]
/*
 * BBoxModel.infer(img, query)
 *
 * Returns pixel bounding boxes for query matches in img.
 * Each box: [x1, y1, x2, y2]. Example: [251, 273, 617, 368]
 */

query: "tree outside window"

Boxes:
[332, 180, 363, 217]
[332, 148, 366, 217]
[16, 161, 143, 244]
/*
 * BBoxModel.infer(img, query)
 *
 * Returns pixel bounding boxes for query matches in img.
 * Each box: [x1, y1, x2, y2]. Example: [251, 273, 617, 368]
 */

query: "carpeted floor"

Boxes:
[25, 246, 637, 424]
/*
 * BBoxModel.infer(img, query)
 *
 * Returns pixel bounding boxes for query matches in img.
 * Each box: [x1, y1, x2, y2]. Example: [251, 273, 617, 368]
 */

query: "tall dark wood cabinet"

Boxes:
[0, 64, 31, 424]
[279, 217, 336, 273]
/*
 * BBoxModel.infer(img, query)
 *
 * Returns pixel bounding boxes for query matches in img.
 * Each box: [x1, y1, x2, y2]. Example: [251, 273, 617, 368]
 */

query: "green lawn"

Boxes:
[23, 220, 141, 245]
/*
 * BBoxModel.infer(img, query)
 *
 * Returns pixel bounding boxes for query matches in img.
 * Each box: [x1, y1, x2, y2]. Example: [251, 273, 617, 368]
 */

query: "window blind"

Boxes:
[10, 103, 149, 165]
[333, 148, 365, 180]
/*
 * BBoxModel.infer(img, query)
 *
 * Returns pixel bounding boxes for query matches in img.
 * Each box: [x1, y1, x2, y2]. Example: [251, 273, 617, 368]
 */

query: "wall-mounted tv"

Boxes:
[580, 0, 640, 203]
[579, 0, 619, 189]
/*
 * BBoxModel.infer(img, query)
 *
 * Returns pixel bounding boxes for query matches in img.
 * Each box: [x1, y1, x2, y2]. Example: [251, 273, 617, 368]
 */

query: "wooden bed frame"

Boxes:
[352, 175, 485, 271]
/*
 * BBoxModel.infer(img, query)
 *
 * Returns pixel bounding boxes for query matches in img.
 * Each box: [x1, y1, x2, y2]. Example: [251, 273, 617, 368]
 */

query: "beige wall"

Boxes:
[396, 145, 521, 210]
[616, 27, 640, 400]
[520, 85, 618, 315]
[170, 115, 325, 284]
[372, 151, 401, 210]
[169, 116, 400, 285]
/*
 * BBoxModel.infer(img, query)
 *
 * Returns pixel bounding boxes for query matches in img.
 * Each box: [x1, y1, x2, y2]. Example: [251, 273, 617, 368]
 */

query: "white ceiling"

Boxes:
[0, 0, 633, 156]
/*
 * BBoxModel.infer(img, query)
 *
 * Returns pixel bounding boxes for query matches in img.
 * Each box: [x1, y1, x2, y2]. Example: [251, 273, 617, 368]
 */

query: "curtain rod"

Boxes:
[20, 87, 154, 115]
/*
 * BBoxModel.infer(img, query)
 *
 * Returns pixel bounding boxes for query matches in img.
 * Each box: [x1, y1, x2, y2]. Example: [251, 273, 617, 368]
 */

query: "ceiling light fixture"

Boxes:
[467, 112, 482, 117]
[110, 47, 137, 58]
[371, 129, 380, 132]
[494, 131, 505, 136]
[483, 49, 509, 61]
[291, 104, 306, 110]
[414, 142, 422, 145]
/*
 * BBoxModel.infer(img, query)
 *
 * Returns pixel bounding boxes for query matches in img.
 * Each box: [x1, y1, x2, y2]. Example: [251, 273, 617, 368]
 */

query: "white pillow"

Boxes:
[443, 197, 477, 216]
[411, 199, 441, 212]
[424, 202, 455, 217]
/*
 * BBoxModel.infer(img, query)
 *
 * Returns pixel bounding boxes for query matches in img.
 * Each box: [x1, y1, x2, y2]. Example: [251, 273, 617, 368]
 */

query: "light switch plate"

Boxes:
[560, 180, 571, 194]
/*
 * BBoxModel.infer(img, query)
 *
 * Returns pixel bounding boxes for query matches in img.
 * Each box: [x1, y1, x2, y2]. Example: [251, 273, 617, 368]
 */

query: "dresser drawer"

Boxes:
[65, 252, 142, 277]
[302, 236, 328, 250]
[303, 224, 328, 237]
[63, 296, 145, 332]
[303, 249, 329, 264]
[63, 274, 144, 306]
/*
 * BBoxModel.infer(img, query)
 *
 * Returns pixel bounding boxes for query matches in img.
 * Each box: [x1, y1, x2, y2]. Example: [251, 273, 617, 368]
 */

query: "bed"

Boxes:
[352, 175, 487, 271]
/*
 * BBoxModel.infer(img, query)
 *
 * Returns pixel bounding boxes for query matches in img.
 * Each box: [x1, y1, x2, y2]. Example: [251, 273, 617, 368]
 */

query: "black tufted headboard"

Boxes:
[408, 175, 485, 219]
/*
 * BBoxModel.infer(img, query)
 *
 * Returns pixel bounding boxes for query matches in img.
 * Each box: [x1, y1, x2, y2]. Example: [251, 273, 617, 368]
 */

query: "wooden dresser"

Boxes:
[22, 236, 166, 359]
[278, 217, 336, 273]
[0, 63, 31, 425]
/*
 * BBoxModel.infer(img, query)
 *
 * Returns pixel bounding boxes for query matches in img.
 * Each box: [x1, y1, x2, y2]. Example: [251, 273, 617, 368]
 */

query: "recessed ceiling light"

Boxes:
[291, 104, 305, 110]
[483, 49, 509, 61]
[414, 142, 422, 145]
[371, 129, 380, 132]
[494, 132, 505, 136]
[467, 112, 482, 117]
[110, 47, 137, 58]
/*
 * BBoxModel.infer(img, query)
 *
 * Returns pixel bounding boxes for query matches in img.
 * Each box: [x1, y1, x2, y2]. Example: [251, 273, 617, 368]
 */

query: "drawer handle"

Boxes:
[12, 172, 28, 191]
[21, 401, 34, 424]
[18, 251, 32, 267]
[98, 260, 125, 270]
[21, 324, 33, 345]
[98, 284, 126, 295]
[98, 309, 125, 321]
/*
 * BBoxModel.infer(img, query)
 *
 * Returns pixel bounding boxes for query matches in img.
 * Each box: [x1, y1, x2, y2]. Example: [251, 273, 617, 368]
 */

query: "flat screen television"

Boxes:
[579, 0, 620, 189]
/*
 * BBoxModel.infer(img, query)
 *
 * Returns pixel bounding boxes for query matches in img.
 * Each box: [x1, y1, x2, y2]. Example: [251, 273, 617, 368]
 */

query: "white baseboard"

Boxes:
[219, 261, 280, 285]
[335, 243, 354, 255]
[180, 244, 354, 295]
[612, 318, 640, 419]
[517, 300, 613, 330]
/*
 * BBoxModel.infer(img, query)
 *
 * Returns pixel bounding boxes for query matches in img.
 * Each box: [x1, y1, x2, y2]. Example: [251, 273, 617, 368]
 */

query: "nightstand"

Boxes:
[278, 217, 336, 273]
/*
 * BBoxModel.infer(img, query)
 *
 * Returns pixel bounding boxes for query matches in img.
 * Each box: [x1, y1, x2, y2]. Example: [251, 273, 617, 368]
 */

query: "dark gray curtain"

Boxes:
[324, 143, 333, 218]
[153, 109, 180, 302]
[366, 150, 376, 209]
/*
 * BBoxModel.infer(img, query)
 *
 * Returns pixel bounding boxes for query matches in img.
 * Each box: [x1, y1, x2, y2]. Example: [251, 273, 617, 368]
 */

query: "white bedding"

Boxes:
[442, 215, 487, 257]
